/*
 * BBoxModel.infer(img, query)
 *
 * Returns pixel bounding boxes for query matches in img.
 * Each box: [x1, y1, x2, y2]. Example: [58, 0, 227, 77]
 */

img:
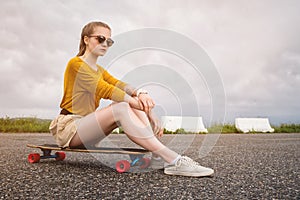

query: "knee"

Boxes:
[112, 102, 131, 117]
[116, 102, 131, 110]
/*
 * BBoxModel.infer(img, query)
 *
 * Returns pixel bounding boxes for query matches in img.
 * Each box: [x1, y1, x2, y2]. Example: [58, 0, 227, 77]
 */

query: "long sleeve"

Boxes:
[60, 57, 127, 116]
[101, 68, 128, 90]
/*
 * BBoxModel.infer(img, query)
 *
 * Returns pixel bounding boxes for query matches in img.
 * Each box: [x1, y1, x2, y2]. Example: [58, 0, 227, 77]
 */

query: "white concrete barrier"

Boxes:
[161, 116, 208, 133]
[235, 118, 274, 133]
[112, 128, 120, 133]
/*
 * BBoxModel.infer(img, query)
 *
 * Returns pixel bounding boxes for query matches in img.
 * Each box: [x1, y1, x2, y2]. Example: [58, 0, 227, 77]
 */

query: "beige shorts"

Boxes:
[49, 114, 82, 148]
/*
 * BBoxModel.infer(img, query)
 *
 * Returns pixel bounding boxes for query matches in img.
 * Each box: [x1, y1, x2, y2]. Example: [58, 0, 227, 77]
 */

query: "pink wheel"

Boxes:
[55, 152, 66, 161]
[140, 158, 151, 169]
[116, 160, 131, 173]
[28, 153, 40, 163]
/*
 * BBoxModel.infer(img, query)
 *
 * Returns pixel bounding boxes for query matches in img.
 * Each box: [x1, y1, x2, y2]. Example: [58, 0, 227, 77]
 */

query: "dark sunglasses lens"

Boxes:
[107, 39, 114, 47]
[97, 36, 106, 43]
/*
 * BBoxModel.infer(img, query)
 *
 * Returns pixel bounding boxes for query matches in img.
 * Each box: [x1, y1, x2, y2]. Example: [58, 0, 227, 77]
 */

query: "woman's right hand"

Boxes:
[125, 94, 163, 137]
[125, 94, 142, 110]
[137, 93, 155, 114]
[126, 94, 154, 114]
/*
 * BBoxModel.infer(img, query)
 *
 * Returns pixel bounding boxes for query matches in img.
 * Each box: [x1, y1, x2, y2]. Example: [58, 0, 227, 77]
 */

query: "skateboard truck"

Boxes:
[28, 149, 66, 163]
[115, 155, 150, 173]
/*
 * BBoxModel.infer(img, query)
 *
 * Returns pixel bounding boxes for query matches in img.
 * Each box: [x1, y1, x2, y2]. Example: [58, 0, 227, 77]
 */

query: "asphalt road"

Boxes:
[0, 133, 299, 199]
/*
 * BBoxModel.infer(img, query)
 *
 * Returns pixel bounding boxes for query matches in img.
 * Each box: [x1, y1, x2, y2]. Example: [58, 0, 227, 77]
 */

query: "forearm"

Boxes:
[123, 93, 142, 110]
[124, 84, 150, 97]
[123, 85, 137, 97]
[123, 88, 154, 114]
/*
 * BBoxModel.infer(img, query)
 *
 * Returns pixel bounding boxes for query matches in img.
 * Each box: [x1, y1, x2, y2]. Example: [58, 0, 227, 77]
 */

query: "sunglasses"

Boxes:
[88, 35, 114, 47]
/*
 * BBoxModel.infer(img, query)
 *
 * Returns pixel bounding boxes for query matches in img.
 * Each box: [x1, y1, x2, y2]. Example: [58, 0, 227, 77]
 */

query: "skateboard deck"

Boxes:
[27, 144, 151, 173]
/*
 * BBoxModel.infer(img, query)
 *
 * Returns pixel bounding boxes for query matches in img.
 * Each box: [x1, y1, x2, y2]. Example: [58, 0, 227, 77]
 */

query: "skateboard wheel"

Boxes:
[116, 160, 130, 173]
[140, 158, 151, 169]
[55, 152, 66, 161]
[28, 153, 40, 163]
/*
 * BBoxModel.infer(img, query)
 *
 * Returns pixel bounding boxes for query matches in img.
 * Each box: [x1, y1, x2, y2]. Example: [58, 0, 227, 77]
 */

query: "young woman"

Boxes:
[49, 21, 214, 177]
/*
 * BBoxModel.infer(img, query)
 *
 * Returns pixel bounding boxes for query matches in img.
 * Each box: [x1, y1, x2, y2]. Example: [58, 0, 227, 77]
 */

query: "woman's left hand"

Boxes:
[148, 111, 164, 138]
[138, 94, 155, 114]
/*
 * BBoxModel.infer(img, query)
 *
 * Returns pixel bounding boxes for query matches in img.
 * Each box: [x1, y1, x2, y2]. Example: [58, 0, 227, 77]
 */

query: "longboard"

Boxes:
[27, 144, 151, 173]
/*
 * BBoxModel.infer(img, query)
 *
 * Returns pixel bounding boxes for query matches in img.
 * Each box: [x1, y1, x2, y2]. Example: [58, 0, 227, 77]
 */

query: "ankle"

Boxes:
[165, 155, 181, 166]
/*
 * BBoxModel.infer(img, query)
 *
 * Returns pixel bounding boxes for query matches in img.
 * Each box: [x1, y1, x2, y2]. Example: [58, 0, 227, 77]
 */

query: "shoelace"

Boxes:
[176, 156, 202, 168]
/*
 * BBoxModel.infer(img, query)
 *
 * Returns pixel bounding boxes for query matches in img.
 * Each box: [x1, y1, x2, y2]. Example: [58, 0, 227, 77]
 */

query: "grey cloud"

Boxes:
[0, 0, 300, 124]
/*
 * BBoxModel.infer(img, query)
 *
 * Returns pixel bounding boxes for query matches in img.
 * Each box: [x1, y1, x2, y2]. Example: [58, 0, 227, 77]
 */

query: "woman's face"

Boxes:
[84, 26, 112, 57]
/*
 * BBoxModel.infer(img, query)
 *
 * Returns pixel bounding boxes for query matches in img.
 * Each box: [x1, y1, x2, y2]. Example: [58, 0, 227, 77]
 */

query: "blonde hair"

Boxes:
[77, 21, 111, 56]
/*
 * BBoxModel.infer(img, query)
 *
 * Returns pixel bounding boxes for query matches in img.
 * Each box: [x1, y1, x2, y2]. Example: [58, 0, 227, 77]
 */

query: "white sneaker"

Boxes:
[164, 156, 214, 177]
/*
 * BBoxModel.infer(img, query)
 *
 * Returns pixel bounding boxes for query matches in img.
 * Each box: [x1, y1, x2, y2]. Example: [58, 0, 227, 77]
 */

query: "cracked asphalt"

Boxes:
[0, 133, 299, 199]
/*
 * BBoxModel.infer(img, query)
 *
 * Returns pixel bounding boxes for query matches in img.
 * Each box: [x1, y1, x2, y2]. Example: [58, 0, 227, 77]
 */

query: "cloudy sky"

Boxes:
[1, 0, 299, 125]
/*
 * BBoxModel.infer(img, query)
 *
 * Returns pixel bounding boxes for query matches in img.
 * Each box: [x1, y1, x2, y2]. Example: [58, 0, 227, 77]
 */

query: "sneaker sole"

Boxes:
[164, 169, 214, 177]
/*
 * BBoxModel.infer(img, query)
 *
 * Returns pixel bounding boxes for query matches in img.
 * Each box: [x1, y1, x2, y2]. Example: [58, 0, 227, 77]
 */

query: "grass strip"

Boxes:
[1, 117, 300, 133]
[0, 117, 51, 133]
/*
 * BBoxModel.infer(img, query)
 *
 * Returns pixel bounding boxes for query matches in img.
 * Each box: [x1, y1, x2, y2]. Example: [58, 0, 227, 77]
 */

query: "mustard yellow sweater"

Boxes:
[60, 57, 127, 116]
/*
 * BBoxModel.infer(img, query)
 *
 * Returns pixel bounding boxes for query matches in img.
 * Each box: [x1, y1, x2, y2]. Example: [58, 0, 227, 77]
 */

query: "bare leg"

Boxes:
[70, 102, 178, 163]
[110, 102, 178, 163]
[131, 108, 162, 158]
[131, 108, 151, 127]
[69, 105, 118, 147]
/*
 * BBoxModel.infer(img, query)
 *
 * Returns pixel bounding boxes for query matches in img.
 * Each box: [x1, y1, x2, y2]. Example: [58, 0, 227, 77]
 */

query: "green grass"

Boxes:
[162, 123, 300, 134]
[1, 117, 300, 133]
[208, 123, 300, 133]
[0, 117, 51, 133]
[207, 124, 239, 133]
[163, 128, 208, 134]
[273, 124, 300, 133]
